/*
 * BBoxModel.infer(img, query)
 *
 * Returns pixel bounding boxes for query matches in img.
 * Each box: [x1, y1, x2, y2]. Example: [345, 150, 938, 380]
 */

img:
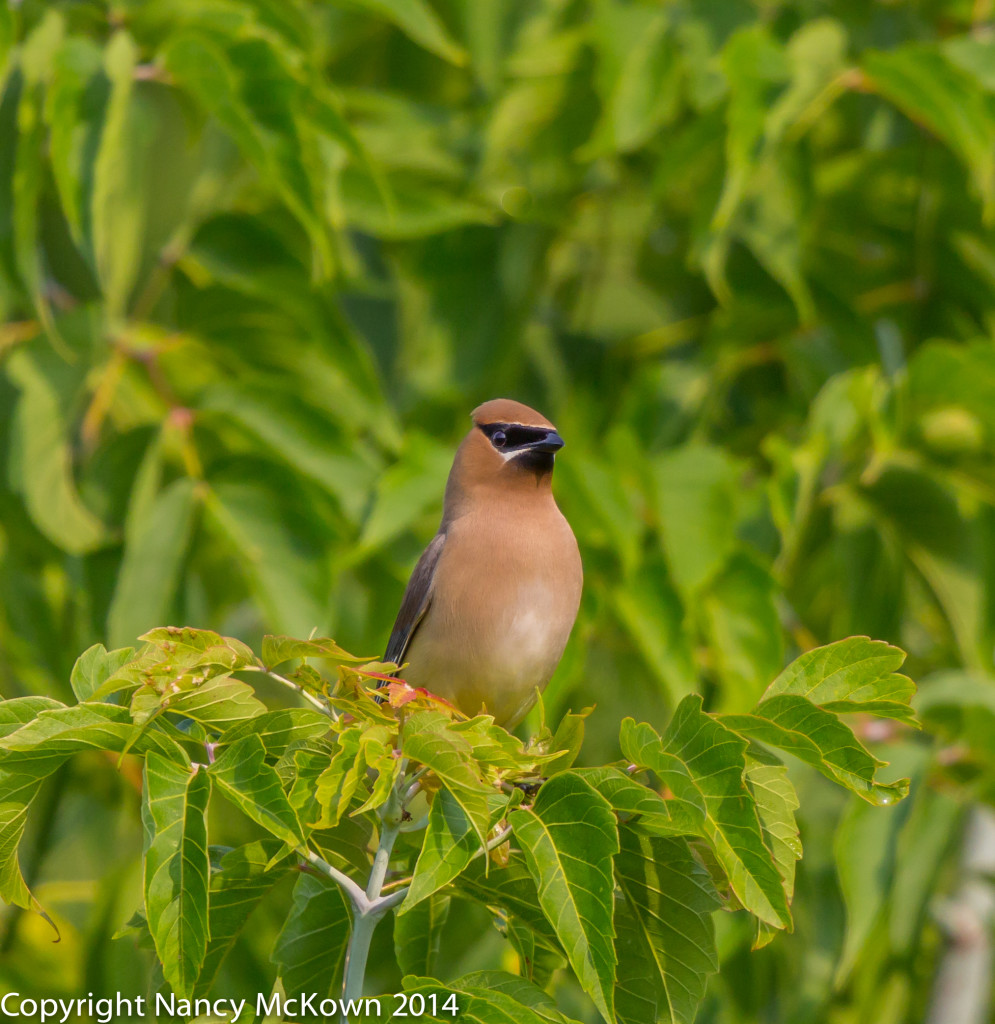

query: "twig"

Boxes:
[339, 764, 408, 1022]
[242, 666, 337, 719]
[475, 824, 513, 860]
[298, 848, 367, 913]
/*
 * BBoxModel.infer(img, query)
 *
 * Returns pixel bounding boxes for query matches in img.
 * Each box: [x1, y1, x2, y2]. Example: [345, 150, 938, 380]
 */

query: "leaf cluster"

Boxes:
[0, 629, 917, 1023]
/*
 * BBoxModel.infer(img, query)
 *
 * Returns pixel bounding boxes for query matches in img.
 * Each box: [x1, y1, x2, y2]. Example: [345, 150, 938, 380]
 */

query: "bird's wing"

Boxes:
[383, 531, 447, 670]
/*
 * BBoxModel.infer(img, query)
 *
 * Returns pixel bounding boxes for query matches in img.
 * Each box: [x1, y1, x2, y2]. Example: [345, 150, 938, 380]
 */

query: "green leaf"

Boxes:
[624, 700, 792, 930]
[606, 16, 680, 153]
[91, 30, 141, 320]
[272, 873, 351, 1003]
[455, 858, 561, 950]
[10, 14, 61, 323]
[107, 478, 200, 648]
[280, 738, 375, 878]
[162, 31, 331, 270]
[388, 974, 582, 1023]
[209, 735, 304, 848]
[0, 771, 46, 910]
[403, 788, 507, 911]
[701, 554, 783, 713]
[864, 44, 995, 212]
[70, 644, 136, 703]
[834, 790, 906, 983]
[347, 0, 466, 66]
[541, 707, 589, 777]
[572, 766, 704, 838]
[0, 702, 179, 775]
[762, 637, 915, 723]
[394, 892, 450, 977]
[0, 698, 68, 738]
[612, 562, 697, 707]
[131, 674, 266, 729]
[914, 670, 995, 762]
[0, 5, 13, 87]
[205, 480, 329, 635]
[195, 840, 295, 998]
[6, 347, 107, 554]
[140, 627, 256, 668]
[262, 635, 366, 668]
[908, 340, 995, 443]
[722, 697, 909, 805]
[0, 697, 76, 906]
[506, 917, 566, 989]
[46, 35, 104, 251]
[653, 446, 739, 597]
[453, 971, 581, 1021]
[613, 829, 719, 1024]
[200, 383, 379, 525]
[888, 785, 961, 955]
[745, 760, 800, 948]
[314, 726, 365, 828]
[310, 816, 376, 882]
[402, 711, 495, 849]
[355, 433, 453, 556]
[215, 709, 330, 758]
[142, 754, 211, 999]
[509, 771, 619, 1023]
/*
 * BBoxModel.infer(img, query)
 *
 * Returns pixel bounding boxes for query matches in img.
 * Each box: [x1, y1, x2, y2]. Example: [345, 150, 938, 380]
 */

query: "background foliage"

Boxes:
[2, 0, 995, 1021]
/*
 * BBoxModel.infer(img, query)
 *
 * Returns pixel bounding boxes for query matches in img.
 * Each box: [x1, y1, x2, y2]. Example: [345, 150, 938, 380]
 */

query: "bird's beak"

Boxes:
[527, 430, 565, 453]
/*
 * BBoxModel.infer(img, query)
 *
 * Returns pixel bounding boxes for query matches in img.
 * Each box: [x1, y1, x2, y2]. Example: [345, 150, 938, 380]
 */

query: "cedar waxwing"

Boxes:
[383, 399, 582, 727]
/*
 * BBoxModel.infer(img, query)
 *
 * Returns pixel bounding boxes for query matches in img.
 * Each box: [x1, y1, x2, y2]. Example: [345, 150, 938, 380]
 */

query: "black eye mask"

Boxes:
[477, 422, 564, 453]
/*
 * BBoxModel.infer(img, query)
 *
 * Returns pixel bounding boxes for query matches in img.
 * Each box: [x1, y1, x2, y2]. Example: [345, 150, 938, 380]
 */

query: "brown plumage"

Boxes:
[384, 399, 582, 726]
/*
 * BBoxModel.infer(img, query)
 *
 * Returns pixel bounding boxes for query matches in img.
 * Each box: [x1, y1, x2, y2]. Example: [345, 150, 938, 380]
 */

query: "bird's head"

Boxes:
[444, 399, 565, 512]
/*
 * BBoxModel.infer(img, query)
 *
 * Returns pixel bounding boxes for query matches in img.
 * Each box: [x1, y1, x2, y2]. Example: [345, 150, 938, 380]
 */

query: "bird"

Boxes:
[382, 399, 582, 728]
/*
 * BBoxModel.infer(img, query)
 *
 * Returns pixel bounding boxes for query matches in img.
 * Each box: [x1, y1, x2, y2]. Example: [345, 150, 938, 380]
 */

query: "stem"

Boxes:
[299, 848, 367, 913]
[483, 824, 513, 855]
[366, 819, 400, 901]
[341, 912, 379, 1016]
[402, 767, 428, 805]
[340, 767, 407, 1022]
[242, 666, 337, 719]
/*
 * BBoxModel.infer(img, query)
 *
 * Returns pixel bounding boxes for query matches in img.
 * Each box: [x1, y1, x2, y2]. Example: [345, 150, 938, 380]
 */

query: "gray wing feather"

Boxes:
[383, 531, 446, 670]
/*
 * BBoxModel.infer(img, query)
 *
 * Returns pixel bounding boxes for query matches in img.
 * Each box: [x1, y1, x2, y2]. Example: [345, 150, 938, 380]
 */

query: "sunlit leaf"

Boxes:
[762, 637, 916, 724]
[209, 735, 304, 848]
[262, 635, 367, 668]
[403, 788, 506, 911]
[70, 644, 136, 703]
[723, 697, 909, 805]
[402, 711, 494, 849]
[623, 701, 792, 930]
[142, 754, 211, 999]
[510, 772, 619, 1023]
[613, 829, 719, 1024]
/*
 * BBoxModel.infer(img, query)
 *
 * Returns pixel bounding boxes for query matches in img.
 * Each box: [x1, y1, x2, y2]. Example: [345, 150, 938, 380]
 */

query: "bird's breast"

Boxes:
[402, 507, 582, 726]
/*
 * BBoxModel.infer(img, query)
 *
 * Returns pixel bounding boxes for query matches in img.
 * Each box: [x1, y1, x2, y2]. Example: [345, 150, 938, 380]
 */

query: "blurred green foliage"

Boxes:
[3, 0, 995, 1021]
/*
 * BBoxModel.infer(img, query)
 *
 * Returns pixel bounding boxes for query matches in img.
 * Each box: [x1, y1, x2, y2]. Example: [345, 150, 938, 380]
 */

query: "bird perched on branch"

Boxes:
[383, 399, 582, 727]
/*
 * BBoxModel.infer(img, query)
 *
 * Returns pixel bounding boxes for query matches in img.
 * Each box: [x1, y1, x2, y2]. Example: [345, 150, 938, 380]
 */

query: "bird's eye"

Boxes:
[492, 430, 507, 448]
